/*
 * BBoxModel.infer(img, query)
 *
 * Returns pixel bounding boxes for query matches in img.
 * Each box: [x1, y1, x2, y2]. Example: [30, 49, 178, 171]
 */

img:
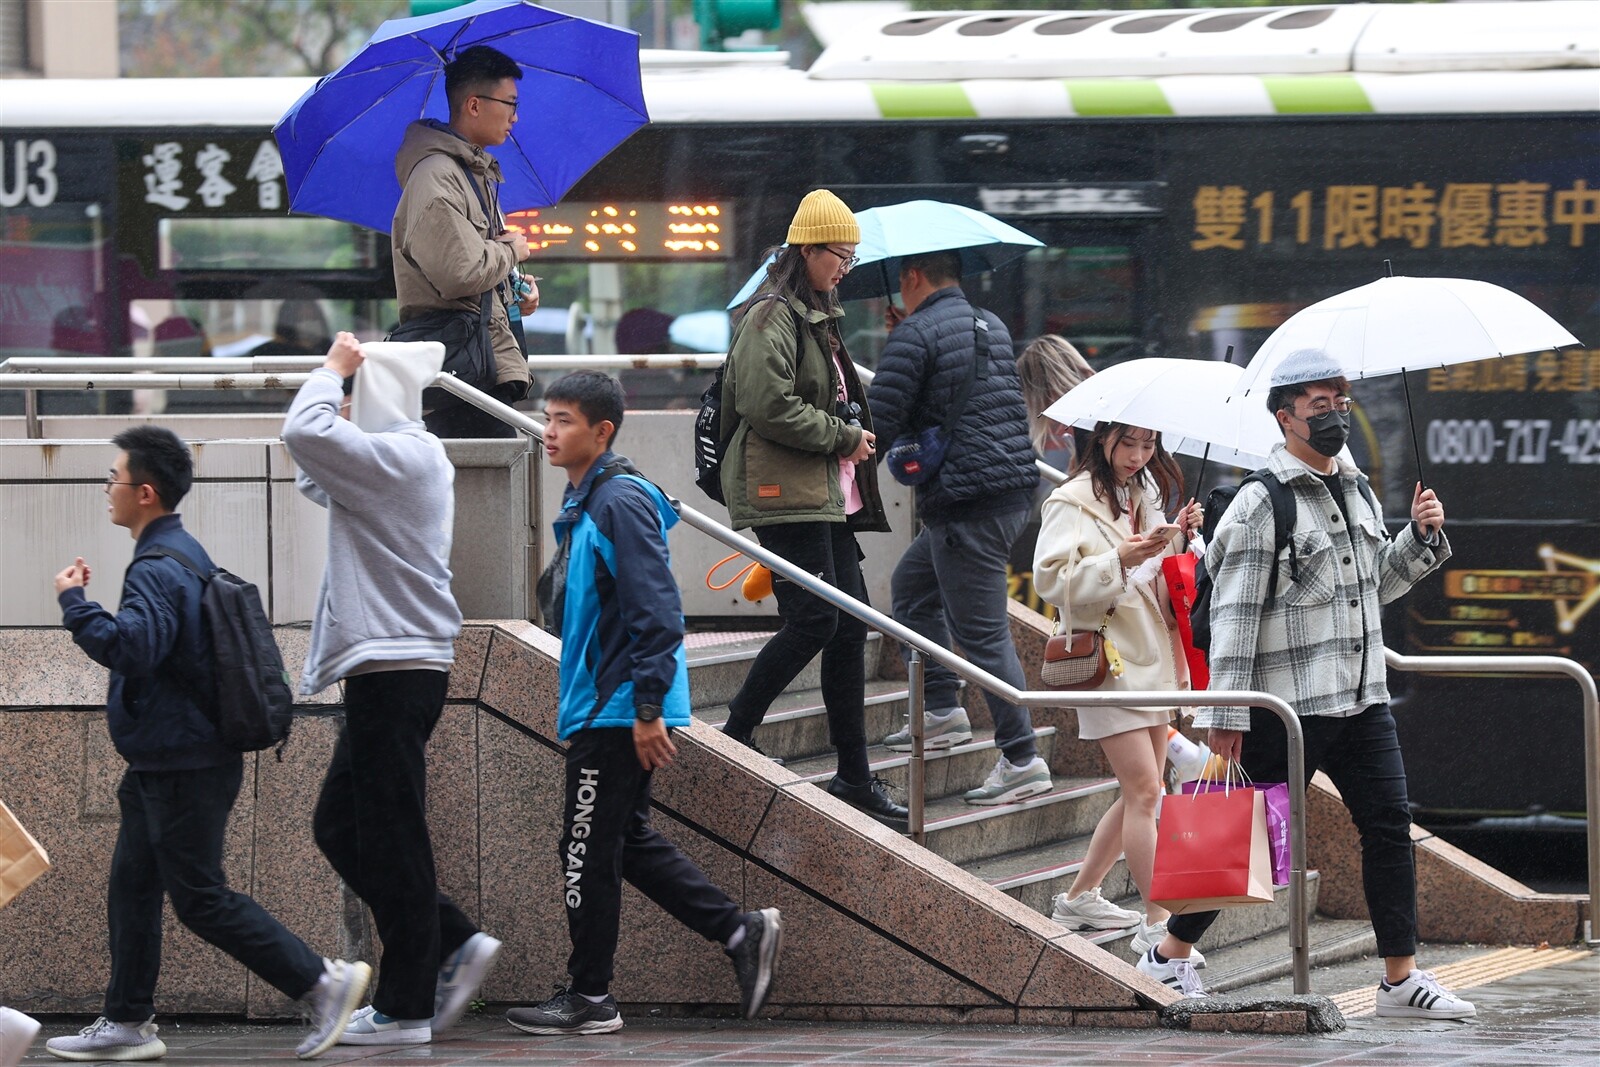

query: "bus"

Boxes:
[2, 2, 1596, 854]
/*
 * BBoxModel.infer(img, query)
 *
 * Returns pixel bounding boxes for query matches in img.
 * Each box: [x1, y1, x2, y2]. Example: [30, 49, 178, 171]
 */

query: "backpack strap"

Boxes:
[1240, 469, 1300, 595]
[128, 544, 215, 715]
[136, 543, 208, 581]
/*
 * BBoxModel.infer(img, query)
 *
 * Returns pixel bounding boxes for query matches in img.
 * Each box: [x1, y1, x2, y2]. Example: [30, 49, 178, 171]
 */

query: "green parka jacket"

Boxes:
[718, 294, 890, 532]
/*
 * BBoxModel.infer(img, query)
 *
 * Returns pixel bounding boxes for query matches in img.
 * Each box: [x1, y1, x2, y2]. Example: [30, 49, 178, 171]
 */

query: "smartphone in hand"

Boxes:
[1149, 523, 1183, 543]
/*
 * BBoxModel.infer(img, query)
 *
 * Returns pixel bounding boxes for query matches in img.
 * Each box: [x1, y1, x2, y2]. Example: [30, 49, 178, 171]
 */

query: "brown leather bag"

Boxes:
[1041, 606, 1117, 691]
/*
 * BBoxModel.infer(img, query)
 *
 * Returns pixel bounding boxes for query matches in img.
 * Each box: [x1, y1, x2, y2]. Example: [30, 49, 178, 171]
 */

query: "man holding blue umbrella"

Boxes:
[392, 45, 537, 439]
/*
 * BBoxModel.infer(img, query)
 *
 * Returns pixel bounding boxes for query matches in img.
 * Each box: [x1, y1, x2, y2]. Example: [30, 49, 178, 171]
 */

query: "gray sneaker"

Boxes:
[433, 931, 503, 1033]
[45, 1016, 166, 1062]
[297, 957, 372, 1058]
[726, 908, 784, 1019]
[1049, 887, 1141, 931]
[338, 1005, 430, 1046]
[883, 707, 973, 752]
[962, 755, 1052, 805]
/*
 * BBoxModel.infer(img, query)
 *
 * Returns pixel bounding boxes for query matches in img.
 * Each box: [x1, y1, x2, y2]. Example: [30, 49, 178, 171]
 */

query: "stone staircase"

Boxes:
[686, 627, 1382, 997]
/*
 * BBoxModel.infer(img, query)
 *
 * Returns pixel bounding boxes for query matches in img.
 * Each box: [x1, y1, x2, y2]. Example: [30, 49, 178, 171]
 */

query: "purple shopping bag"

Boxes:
[1182, 780, 1291, 886]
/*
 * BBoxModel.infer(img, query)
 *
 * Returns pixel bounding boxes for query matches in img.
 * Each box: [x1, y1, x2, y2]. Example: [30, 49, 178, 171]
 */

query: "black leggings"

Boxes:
[722, 521, 872, 784]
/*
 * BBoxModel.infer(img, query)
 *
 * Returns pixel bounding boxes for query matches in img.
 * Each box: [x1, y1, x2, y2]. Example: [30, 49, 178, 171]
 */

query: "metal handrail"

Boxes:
[1384, 649, 1600, 945]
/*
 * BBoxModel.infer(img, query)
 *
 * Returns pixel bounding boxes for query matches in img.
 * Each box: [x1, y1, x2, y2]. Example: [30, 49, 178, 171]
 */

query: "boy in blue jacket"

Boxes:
[52, 426, 369, 1062]
[505, 371, 782, 1036]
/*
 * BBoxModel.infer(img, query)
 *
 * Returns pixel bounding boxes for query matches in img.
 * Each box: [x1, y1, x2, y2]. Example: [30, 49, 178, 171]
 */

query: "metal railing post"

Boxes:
[1385, 649, 1600, 947]
[908, 649, 926, 845]
[23, 387, 40, 439]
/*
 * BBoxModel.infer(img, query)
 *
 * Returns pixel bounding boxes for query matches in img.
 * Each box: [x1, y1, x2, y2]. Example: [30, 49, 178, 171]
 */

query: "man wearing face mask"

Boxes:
[1138, 349, 1474, 1021]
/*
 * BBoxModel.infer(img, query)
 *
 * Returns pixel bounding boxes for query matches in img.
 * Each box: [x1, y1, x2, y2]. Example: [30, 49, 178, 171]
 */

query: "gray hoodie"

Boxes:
[283, 366, 462, 695]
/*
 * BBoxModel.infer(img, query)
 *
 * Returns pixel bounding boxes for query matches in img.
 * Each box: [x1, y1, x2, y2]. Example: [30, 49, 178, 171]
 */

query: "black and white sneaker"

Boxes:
[1375, 969, 1476, 1020]
[727, 908, 784, 1019]
[506, 987, 622, 1035]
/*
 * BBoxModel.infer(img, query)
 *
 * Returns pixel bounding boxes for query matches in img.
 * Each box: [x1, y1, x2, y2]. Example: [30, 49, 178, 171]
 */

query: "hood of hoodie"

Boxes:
[394, 118, 505, 189]
[352, 340, 444, 432]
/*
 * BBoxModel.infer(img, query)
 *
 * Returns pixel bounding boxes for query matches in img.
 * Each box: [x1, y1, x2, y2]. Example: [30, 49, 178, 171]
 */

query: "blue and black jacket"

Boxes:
[553, 453, 690, 741]
[58, 514, 235, 772]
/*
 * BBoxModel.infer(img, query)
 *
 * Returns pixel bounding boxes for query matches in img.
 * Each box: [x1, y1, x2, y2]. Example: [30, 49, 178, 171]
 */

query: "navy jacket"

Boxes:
[553, 453, 690, 741]
[59, 514, 235, 772]
[868, 286, 1039, 524]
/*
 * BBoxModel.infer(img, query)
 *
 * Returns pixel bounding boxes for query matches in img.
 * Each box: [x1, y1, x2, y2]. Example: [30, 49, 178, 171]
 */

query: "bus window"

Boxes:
[1021, 244, 1140, 363]
[158, 216, 379, 272]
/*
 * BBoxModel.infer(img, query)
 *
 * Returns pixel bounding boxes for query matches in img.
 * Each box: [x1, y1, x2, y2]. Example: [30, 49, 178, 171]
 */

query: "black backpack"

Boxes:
[1189, 469, 1380, 653]
[139, 546, 295, 756]
[693, 294, 802, 505]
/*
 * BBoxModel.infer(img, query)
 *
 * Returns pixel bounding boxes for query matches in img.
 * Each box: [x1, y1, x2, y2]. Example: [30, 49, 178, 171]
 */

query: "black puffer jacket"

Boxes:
[868, 286, 1038, 524]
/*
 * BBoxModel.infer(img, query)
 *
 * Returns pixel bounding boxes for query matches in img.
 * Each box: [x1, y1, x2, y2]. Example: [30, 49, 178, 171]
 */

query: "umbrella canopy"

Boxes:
[1042, 357, 1282, 469]
[274, 0, 648, 234]
[725, 200, 1043, 308]
[1234, 275, 1580, 396]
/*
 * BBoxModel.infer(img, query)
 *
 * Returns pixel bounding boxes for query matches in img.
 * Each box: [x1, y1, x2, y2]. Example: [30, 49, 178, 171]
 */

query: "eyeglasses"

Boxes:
[476, 94, 519, 116]
[1297, 396, 1355, 418]
[105, 475, 140, 488]
[823, 246, 859, 272]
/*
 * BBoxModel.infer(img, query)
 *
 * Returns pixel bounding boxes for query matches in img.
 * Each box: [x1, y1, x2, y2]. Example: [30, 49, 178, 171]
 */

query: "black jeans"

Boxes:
[312, 669, 479, 1019]
[562, 728, 742, 996]
[105, 761, 323, 1022]
[722, 520, 872, 784]
[424, 382, 523, 439]
[1166, 703, 1418, 958]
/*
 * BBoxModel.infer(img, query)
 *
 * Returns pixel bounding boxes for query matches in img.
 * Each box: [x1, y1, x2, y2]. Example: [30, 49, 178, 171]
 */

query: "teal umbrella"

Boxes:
[726, 200, 1043, 309]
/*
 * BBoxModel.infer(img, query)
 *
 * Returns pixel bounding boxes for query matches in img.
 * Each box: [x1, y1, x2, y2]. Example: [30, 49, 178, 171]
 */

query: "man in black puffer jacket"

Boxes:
[868, 251, 1051, 806]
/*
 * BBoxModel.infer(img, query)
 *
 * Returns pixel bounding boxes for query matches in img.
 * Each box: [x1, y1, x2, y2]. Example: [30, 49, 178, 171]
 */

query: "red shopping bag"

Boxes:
[1184, 780, 1291, 886]
[1149, 785, 1273, 914]
[1161, 553, 1208, 690]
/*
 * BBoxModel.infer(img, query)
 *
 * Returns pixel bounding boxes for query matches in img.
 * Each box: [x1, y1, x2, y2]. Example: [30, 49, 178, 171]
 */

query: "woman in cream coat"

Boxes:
[1033, 422, 1202, 953]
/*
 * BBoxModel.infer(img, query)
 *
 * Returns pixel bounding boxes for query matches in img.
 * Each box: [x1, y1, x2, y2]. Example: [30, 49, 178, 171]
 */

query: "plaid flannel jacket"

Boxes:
[1195, 446, 1448, 732]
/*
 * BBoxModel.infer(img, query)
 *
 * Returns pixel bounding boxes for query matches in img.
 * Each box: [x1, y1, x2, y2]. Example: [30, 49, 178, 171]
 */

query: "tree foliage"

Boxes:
[119, 0, 406, 78]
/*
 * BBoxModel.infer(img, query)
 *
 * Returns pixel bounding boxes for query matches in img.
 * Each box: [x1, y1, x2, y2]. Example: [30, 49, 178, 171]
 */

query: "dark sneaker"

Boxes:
[825, 775, 909, 832]
[506, 987, 623, 1036]
[723, 729, 785, 767]
[727, 908, 784, 1019]
[45, 1016, 166, 1062]
[298, 957, 373, 1057]
[433, 931, 503, 1033]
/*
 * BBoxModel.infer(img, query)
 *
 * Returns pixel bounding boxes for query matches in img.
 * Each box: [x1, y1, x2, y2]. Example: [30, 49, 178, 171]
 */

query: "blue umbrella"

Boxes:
[726, 200, 1044, 309]
[274, 0, 648, 234]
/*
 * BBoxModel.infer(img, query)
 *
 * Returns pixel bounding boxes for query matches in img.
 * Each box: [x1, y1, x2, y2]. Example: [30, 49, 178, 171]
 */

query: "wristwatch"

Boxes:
[635, 703, 663, 723]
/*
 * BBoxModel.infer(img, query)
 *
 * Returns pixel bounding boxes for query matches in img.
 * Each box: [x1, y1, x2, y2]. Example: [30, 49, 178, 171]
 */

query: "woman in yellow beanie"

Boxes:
[715, 190, 907, 831]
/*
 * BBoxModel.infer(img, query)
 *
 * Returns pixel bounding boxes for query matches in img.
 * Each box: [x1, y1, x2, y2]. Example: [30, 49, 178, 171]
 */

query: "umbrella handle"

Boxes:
[1400, 368, 1425, 490]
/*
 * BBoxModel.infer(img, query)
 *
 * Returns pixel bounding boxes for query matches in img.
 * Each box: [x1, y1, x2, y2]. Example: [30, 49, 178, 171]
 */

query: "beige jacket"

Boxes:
[1033, 472, 1190, 702]
[391, 120, 528, 394]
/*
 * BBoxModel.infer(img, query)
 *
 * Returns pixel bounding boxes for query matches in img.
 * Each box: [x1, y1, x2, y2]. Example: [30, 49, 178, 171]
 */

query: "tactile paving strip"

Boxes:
[1330, 945, 1590, 1017]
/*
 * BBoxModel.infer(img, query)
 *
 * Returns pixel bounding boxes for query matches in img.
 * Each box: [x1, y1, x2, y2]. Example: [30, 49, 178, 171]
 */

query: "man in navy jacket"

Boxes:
[868, 251, 1050, 806]
[51, 426, 368, 1062]
[505, 372, 782, 1037]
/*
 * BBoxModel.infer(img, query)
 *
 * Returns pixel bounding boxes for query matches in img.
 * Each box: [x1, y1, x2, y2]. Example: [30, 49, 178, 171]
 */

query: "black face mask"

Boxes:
[1298, 409, 1350, 458]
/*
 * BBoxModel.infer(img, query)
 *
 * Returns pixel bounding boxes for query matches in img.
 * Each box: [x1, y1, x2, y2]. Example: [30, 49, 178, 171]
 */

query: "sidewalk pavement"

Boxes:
[14, 952, 1597, 1066]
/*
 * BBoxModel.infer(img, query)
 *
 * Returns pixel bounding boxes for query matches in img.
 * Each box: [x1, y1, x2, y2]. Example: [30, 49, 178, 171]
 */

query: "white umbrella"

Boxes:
[1233, 272, 1579, 480]
[1042, 357, 1282, 471]
[1234, 274, 1580, 396]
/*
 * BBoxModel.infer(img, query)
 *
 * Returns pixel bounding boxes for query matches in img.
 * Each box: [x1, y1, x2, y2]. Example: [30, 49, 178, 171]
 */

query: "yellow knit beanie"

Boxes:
[786, 189, 859, 246]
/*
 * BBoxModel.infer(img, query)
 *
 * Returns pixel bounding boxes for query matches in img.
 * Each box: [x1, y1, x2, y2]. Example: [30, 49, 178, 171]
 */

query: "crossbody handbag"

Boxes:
[390, 158, 500, 412]
[884, 314, 991, 486]
[1042, 604, 1124, 690]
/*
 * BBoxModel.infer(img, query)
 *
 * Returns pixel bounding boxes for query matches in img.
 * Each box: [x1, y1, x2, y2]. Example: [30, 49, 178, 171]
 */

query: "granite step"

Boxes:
[968, 834, 1136, 918]
[783, 728, 1059, 799]
[685, 631, 885, 709]
[918, 777, 1121, 866]
[1190, 910, 1371, 997]
[693, 680, 910, 762]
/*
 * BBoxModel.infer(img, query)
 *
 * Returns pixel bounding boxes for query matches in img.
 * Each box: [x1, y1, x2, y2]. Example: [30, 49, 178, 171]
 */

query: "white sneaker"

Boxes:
[1375, 969, 1477, 1020]
[434, 932, 503, 1033]
[883, 707, 973, 752]
[1049, 887, 1142, 931]
[45, 1016, 166, 1062]
[962, 755, 1052, 805]
[0, 1007, 42, 1067]
[297, 957, 372, 1059]
[338, 1005, 431, 1046]
[1136, 947, 1209, 999]
[1129, 918, 1206, 969]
